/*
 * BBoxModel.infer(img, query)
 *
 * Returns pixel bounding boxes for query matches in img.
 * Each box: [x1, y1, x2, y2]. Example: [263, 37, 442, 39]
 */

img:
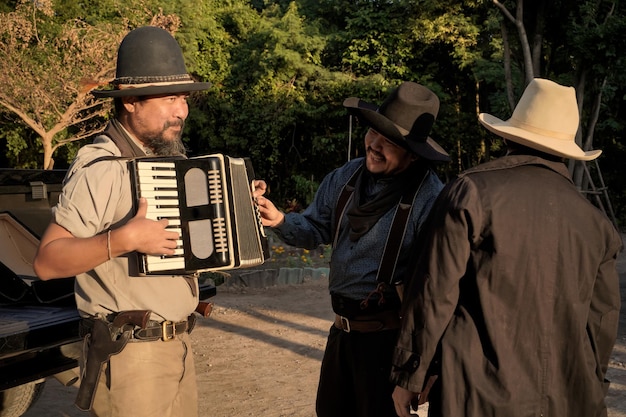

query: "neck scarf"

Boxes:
[345, 162, 428, 241]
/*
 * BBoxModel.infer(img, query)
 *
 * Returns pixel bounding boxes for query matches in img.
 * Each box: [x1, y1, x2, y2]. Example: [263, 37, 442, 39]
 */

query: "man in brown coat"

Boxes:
[390, 78, 623, 417]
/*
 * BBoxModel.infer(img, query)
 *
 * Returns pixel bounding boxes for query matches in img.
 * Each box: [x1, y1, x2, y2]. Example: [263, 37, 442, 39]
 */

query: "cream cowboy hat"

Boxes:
[92, 26, 211, 98]
[343, 82, 450, 162]
[478, 78, 601, 161]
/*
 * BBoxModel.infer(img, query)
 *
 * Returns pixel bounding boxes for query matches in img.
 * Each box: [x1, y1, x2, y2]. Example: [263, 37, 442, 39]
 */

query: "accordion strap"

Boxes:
[104, 119, 147, 158]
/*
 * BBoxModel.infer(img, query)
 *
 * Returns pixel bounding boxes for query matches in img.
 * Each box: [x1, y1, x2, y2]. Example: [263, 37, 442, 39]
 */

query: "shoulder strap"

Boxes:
[104, 119, 148, 158]
[82, 155, 131, 168]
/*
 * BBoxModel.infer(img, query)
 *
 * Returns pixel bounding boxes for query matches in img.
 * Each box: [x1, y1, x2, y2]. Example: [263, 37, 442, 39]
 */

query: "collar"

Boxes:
[118, 123, 154, 156]
[460, 154, 572, 183]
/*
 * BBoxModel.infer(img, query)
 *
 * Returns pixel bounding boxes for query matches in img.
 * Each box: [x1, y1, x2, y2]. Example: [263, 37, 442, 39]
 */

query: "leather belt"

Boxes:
[81, 314, 196, 342]
[133, 315, 196, 341]
[334, 310, 400, 333]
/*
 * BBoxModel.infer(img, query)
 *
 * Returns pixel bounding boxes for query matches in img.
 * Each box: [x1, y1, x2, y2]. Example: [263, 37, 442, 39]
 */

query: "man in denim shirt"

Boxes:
[255, 82, 450, 417]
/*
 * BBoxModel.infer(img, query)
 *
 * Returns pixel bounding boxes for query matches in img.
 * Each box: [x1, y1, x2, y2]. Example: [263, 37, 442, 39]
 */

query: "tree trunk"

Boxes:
[530, 1, 546, 76]
[492, 0, 535, 86]
[570, 71, 588, 188]
[41, 133, 54, 170]
[500, 22, 515, 112]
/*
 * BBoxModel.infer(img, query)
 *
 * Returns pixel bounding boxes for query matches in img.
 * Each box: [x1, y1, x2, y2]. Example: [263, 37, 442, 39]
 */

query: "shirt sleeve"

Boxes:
[273, 164, 351, 249]
[53, 154, 129, 238]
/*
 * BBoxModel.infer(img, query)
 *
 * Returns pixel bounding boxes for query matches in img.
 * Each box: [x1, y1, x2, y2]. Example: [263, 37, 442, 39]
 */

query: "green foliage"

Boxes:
[183, 1, 356, 206]
[0, 0, 624, 226]
[1, 123, 37, 168]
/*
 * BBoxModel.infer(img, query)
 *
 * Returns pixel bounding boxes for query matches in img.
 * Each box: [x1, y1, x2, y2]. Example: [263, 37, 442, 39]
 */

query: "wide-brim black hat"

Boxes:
[343, 82, 450, 162]
[92, 26, 211, 98]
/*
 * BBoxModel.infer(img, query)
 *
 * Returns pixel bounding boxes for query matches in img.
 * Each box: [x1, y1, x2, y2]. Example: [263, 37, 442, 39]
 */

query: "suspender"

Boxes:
[333, 163, 428, 286]
[332, 165, 363, 247]
[376, 173, 427, 285]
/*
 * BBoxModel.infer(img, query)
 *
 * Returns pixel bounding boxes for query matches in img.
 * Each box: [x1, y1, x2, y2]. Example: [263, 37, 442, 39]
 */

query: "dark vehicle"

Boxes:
[0, 169, 216, 417]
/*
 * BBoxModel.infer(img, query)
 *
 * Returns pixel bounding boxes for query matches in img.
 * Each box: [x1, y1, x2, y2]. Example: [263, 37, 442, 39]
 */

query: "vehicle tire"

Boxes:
[0, 380, 46, 417]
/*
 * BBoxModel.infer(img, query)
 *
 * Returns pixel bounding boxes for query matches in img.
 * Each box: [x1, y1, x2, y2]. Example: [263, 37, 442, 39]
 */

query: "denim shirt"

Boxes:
[274, 157, 444, 301]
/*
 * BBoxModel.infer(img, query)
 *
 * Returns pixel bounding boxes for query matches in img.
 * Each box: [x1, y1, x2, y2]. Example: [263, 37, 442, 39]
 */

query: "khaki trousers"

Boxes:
[87, 332, 198, 417]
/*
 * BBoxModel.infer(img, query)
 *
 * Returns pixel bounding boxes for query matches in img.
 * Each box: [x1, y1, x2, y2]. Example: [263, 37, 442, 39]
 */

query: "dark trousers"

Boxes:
[315, 325, 399, 417]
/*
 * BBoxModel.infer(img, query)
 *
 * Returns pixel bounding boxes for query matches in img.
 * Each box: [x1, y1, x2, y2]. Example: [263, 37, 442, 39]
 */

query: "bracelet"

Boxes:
[106, 230, 112, 261]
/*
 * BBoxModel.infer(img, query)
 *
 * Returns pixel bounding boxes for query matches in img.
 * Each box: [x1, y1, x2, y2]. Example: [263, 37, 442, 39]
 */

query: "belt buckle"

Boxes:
[340, 315, 351, 333]
[161, 320, 175, 341]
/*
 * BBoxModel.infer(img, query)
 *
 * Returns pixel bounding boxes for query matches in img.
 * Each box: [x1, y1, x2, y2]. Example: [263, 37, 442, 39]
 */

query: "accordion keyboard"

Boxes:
[134, 160, 187, 272]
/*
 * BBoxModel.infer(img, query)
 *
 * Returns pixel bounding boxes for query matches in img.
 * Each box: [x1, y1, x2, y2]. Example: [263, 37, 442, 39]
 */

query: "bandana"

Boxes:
[345, 163, 428, 241]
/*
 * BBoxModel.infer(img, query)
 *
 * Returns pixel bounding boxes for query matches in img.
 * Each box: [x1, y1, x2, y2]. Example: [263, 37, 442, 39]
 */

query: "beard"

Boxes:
[144, 120, 188, 156]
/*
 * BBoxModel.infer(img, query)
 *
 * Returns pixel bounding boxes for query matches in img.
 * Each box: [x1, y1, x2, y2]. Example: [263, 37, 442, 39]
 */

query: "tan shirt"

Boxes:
[53, 136, 198, 321]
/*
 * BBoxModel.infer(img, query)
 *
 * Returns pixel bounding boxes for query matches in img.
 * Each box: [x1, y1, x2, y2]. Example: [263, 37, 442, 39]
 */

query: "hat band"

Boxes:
[114, 73, 193, 85]
[509, 116, 574, 141]
[116, 80, 196, 90]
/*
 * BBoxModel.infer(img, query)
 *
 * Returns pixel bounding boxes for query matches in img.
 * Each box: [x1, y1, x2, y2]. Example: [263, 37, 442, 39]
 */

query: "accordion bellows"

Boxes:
[130, 154, 268, 275]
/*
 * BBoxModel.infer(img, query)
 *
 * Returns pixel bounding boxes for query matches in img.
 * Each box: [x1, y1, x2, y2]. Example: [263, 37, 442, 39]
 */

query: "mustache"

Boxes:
[367, 146, 384, 159]
[165, 119, 185, 129]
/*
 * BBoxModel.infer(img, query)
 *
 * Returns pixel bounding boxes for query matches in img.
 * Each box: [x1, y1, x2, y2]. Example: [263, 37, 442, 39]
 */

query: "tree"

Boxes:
[0, 0, 122, 169]
[0, 0, 623, 225]
[489, 0, 626, 224]
[0, 0, 194, 169]
[184, 1, 355, 206]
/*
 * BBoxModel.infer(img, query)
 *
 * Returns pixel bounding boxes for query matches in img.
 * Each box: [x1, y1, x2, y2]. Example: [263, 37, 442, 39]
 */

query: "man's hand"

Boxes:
[252, 179, 267, 199]
[255, 195, 285, 228]
[124, 197, 179, 256]
[392, 386, 419, 417]
[252, 180, 285, 228]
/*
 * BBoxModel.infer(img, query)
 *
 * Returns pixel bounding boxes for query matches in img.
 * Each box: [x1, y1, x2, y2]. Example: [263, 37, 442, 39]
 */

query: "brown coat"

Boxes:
[391, 154, 622, 417]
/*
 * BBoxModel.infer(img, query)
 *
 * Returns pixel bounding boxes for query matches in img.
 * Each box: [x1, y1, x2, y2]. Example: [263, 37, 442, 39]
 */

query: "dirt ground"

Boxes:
[22, 236, 626, 417]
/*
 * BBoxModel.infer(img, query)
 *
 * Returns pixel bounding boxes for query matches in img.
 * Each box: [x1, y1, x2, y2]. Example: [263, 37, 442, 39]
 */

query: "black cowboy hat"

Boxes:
[92, 26, 211, 98]
[343, 82, 450, 162]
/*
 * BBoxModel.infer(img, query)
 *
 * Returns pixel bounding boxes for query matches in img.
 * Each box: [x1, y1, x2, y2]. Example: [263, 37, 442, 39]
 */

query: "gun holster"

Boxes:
[74, 319, 132, 411]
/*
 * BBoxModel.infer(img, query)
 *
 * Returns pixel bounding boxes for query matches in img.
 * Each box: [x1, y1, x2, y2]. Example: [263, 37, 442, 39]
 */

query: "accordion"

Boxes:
[129, 154, 268, 275]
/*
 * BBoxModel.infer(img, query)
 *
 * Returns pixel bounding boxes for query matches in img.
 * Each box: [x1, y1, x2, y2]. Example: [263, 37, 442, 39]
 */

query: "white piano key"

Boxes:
[137, 161, 177, 171]
[144, 255, 186, 271]
[146, 207, 181, 219]
[137, 179, 178, 188]
[140, 190, 179, 199]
